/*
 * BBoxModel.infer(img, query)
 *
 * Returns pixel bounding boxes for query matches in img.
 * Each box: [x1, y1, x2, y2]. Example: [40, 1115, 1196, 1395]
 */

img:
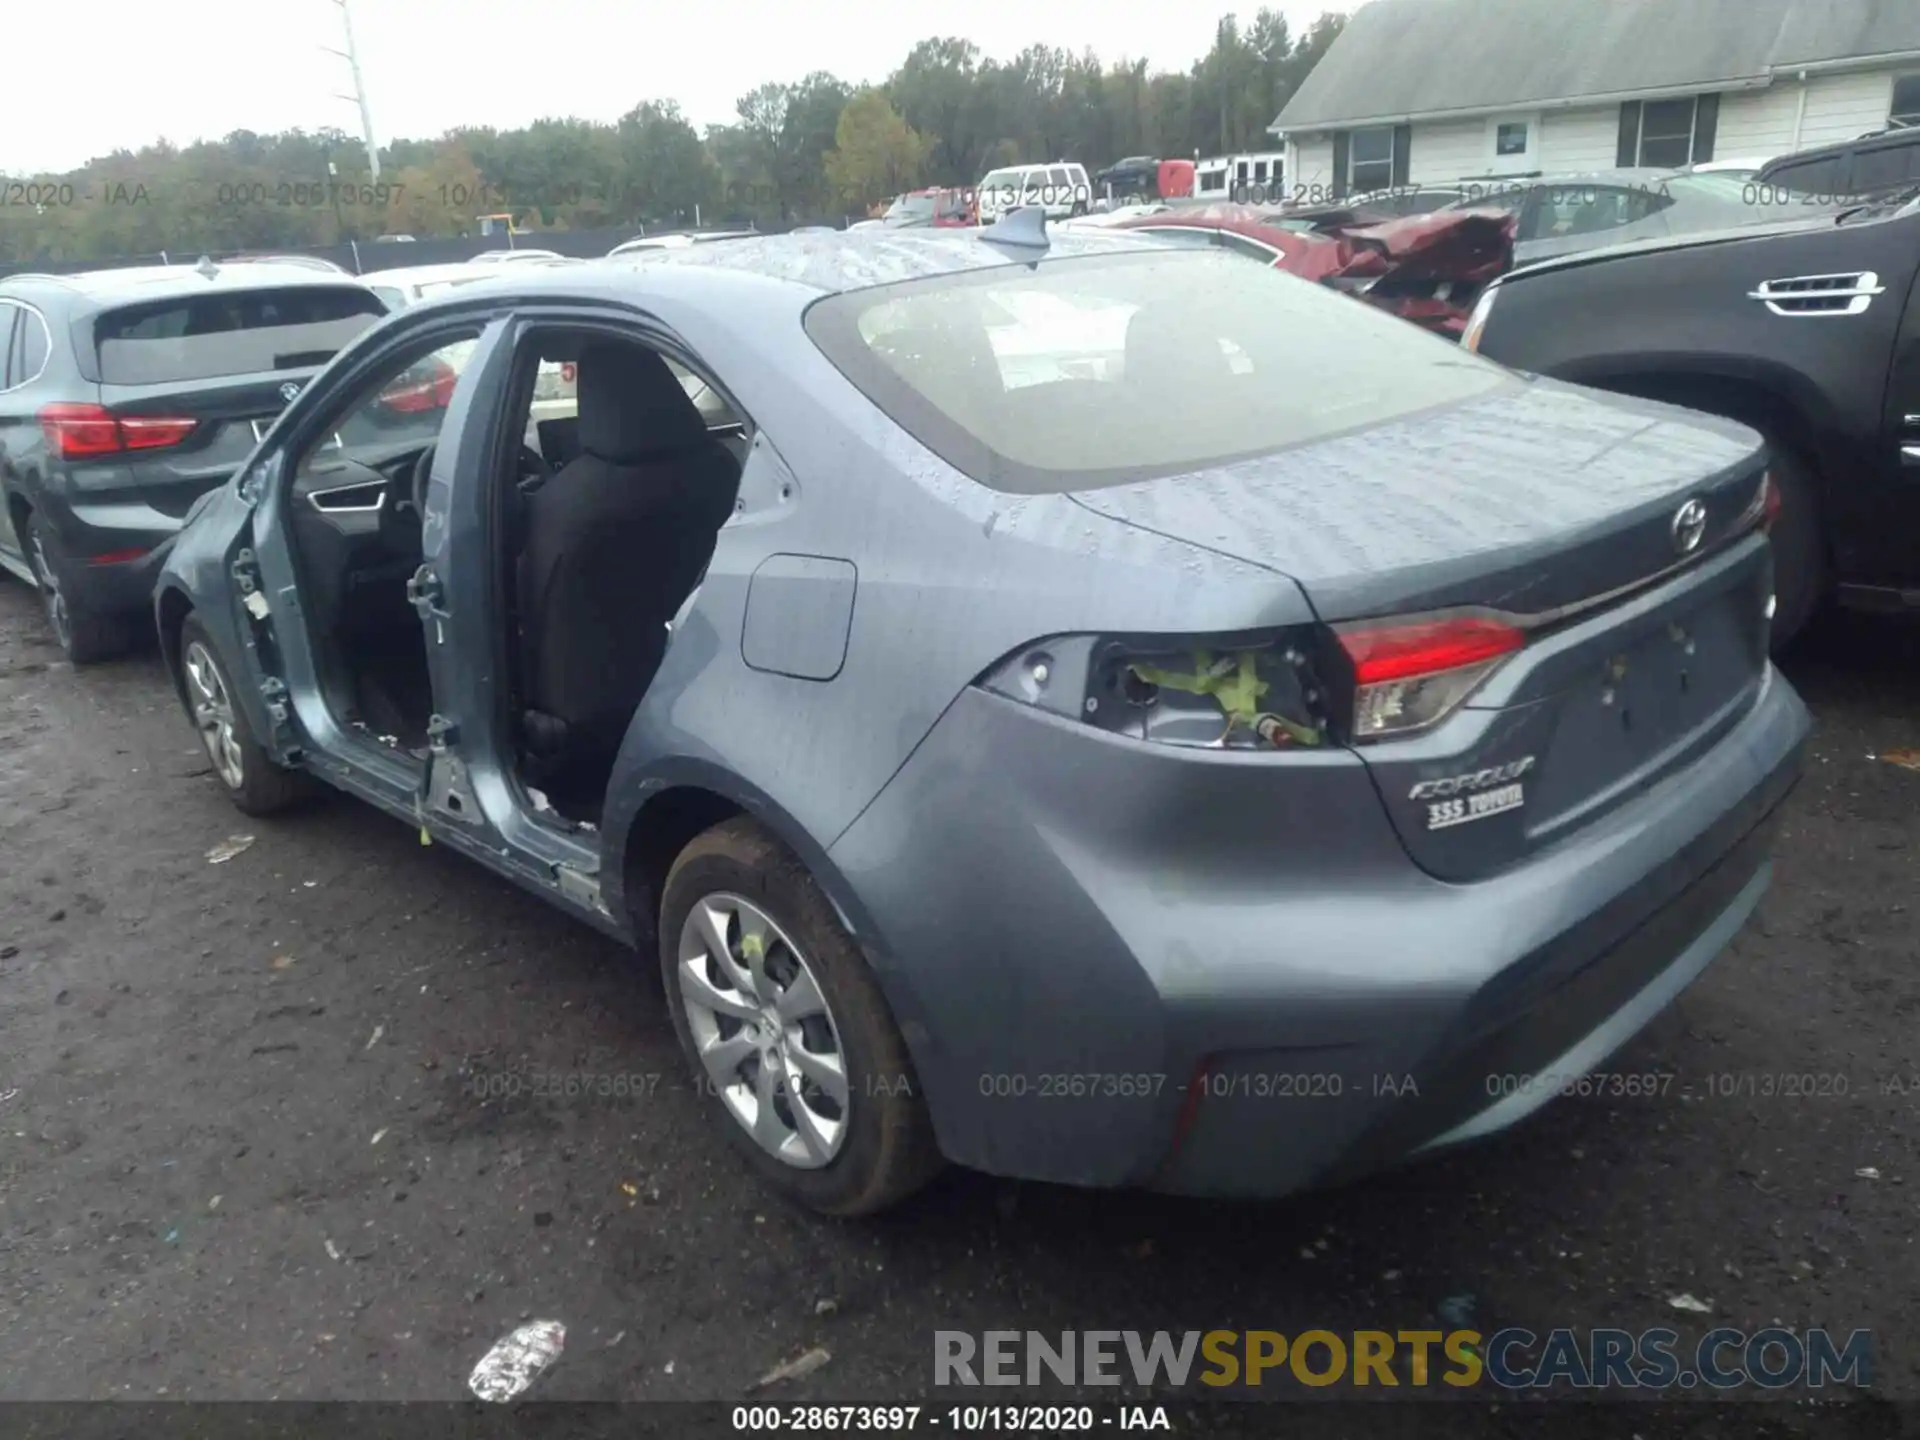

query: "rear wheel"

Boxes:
[1761, 438, 1825, 651]
[25, 514, 126, 665]
[658, 817, 942, 1216]
[177, 614, 315, 816]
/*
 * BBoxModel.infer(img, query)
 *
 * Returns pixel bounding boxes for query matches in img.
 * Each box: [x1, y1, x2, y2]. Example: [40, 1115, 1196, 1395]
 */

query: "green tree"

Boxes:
[823, 90, 931, 207]
[886, 38, 992, 183]
[616, 101, 716, 226]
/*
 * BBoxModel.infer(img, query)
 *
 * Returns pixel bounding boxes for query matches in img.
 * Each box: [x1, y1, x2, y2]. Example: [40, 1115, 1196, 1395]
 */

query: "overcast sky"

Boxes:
[4, 0, 1338, 174]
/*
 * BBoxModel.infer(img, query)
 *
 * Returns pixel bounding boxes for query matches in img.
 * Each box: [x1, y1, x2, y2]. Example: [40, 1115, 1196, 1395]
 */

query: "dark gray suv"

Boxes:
[0, 261, 389, 662]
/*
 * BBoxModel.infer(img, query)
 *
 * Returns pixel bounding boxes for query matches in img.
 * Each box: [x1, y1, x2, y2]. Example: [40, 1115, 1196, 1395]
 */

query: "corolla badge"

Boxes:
[279, 381, 303, 403]
[1410, 756, 1536, 832]
[1671, 498, 1708, 555]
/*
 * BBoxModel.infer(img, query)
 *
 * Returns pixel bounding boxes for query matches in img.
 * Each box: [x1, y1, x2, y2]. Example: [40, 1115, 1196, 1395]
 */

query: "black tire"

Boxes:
[1761, 437, 1825, 651]
[24, 512, 127, 665]
[1070, 200, 1088, 217]
[176, 613, 315, 817]
[658, 817, 943, 1216]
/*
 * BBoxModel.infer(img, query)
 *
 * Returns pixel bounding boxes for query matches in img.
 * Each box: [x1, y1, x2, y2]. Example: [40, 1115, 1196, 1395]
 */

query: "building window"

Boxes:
[1637, 98, 1698, 166]
[1349, 127, 1395, 191]
[1893, 74, 1920, 129]
[1618, 95, 1719, 167]
[1495, 121, 1529, 156]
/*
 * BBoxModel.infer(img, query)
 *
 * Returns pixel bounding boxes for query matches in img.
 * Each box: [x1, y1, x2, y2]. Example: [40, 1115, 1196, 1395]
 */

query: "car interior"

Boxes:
[503, 333, 745, 824]
[283, 330, 747, 825]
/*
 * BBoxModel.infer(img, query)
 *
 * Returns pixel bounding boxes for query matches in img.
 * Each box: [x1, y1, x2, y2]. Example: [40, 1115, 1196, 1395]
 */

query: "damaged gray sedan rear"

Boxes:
[156, 221, 1809, 1215]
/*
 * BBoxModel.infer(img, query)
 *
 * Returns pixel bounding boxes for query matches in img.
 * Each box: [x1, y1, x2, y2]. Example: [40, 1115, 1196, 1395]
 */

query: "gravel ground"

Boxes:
[0, 575, 1914, 1433]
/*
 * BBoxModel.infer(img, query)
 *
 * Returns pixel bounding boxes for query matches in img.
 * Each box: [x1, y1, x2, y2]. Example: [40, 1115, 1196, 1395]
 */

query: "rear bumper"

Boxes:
[40, 495, 186, 616]
[827, 663, 1810, 1197]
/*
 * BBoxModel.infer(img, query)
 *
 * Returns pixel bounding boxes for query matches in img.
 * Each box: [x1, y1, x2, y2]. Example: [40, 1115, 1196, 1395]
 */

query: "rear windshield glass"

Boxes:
[95, 285, 385, 384]
[803, 250, 1515, 493]
[888, 194, 937, 221]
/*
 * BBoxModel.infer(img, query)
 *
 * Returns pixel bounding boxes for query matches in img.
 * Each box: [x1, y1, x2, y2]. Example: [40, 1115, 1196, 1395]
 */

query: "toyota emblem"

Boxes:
[279, 381, 303, 403]
[1671, 498, 1708, 555]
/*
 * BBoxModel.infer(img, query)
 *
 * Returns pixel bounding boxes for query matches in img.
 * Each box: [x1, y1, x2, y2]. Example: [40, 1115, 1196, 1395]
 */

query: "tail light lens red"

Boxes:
[1335, 614, 1525, 741]
[39, 403, 197, 459]
[377, 358, 458, 414]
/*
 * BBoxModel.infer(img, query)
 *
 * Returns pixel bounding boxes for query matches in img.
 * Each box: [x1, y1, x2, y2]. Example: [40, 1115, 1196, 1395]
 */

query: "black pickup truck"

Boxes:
[1461, 186, 1920, 647]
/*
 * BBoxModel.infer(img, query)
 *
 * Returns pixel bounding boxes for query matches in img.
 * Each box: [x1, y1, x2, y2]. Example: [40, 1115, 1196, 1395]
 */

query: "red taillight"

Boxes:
[1336, 614, 1525, 741]
[1340, 616, 1525, 684]
[119, 416, 200, 450]
[87, 547, 149, 566]
[378, 358, 457, 414]
[39, 403, 196, 459]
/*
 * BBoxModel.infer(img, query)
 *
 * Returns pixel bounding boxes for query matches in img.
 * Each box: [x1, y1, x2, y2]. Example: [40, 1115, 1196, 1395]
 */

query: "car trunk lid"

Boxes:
[80, 372, 327, 518]
[1068, 379, 1774, 880]
[69, 283, 385, 517]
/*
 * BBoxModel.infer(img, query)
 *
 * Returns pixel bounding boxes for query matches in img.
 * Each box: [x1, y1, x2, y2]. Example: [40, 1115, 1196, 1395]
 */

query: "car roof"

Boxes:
[1763, 128, 1917, 168]
[1454, 168, 1683, 192]
[0, 260, 372, 308]
[401, 225, 1167, 315]
[599, 225, 1159, 294]
[1497, 205, 1877, 282]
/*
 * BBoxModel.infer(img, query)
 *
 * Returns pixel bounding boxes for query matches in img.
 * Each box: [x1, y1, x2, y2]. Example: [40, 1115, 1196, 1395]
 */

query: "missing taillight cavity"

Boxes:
[1335, 614, 1525, 741]
[976, 630, 1334, 750]
[1097, 639, 1329, 750]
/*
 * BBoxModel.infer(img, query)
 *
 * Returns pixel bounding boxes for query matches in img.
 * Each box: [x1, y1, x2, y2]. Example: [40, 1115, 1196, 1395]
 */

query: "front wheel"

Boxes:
[659, 817, 942, 1216]
[177, 613, 315, 816]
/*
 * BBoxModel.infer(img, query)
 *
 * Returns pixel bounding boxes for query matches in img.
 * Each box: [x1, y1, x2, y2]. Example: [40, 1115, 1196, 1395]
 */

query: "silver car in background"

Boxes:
[1443, 168, 1800, 264]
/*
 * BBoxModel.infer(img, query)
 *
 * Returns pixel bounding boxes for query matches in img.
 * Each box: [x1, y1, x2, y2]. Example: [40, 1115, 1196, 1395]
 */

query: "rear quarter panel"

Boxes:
[590, 270, 1316, 913]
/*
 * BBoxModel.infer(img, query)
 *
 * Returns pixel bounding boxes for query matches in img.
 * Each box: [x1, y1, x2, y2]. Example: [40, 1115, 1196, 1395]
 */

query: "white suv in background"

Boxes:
[977, 162, 1092, 223]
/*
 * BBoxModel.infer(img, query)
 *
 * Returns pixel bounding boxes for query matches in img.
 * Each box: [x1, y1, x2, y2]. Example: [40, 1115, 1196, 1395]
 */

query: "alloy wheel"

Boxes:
[675, 892, 850, 1168]
[183, 641, 247, 790]
[28, 531, 71, 652]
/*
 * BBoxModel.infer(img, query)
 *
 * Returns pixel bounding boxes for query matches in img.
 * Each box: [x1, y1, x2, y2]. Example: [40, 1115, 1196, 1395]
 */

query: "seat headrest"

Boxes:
[575, 342, 710, 463]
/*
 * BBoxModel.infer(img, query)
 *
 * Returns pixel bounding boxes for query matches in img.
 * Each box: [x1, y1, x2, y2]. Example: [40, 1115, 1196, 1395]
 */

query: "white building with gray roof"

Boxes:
[1271, 0, 1920, 196]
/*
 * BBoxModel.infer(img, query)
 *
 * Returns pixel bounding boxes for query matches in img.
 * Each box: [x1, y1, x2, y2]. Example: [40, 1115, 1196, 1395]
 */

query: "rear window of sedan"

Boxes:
[93, 285, 386, 384]
[803, 250, 1515, 493]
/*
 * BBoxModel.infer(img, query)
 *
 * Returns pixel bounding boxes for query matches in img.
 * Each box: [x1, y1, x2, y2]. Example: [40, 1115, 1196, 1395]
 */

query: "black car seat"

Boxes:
[516, 342, 740, 792]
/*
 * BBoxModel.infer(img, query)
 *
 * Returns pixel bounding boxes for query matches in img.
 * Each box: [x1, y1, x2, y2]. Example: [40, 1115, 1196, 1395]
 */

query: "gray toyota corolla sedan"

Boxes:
[154, 212, 1810, 1215]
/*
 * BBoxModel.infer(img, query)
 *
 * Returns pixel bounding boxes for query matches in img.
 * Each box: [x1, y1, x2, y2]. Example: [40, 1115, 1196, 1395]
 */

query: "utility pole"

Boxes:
[322, 0, 381, 182]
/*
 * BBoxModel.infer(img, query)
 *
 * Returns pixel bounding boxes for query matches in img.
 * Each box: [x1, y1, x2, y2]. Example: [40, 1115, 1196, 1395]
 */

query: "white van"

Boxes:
[977, 162, 1093, 223]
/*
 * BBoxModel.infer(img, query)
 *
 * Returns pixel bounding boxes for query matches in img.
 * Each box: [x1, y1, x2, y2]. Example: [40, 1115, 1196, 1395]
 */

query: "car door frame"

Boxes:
[407, 298, 752, 937]
[231, 302, 511, 833]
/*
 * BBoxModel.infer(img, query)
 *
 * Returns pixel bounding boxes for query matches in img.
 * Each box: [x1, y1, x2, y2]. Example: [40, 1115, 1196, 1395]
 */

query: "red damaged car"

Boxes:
[881, 188, 976, 228]
[1110, 203, 1515, 338]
